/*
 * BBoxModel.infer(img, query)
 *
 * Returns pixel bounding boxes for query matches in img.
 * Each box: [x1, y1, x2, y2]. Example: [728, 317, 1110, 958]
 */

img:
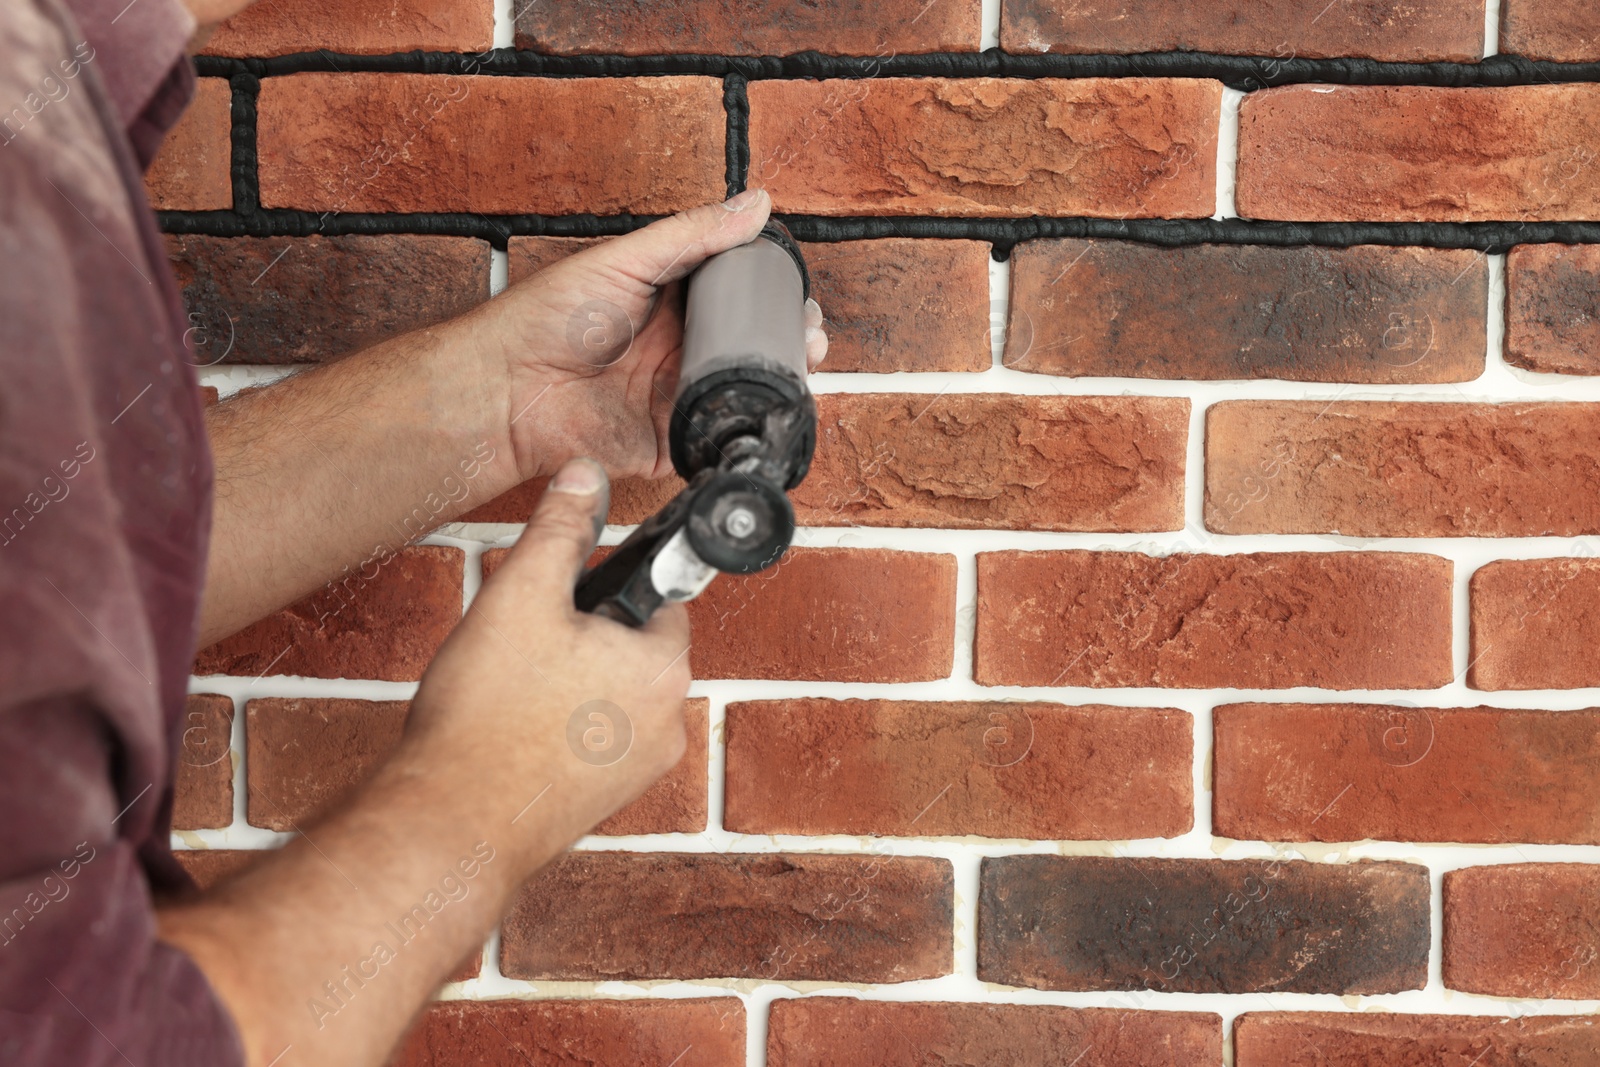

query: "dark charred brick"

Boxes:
[1506, 244, 1600, 375]
[978, 855, 1430, 994]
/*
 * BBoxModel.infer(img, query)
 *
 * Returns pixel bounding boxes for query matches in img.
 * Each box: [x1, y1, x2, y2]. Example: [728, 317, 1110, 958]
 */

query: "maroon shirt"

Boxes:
[0, 0, 242, 1062]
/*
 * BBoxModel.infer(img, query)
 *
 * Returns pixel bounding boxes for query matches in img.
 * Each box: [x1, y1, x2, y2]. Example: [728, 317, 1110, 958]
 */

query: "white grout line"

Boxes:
[1483, 0, 1502, 57]
[492, 0, 514, 50]
[489, 247, 509, 297]
[1214, 89, 1243, 221]
[979, 0, 1001, 50]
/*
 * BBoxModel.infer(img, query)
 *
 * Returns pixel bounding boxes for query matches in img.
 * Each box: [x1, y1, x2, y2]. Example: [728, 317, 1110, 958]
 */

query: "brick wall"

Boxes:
[162, 2, 1600, 1064]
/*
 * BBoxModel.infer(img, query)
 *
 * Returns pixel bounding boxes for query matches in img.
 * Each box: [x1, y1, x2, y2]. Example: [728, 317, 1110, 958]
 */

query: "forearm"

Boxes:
[199, 313, 521, 645]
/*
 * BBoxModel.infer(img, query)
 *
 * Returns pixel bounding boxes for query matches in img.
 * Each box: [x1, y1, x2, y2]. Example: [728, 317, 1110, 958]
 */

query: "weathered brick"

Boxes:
[1002, 0, 1484, 61]
[392, 998, 744, 1067]
[193, 546, 463, 682]
[1445, 864, 1600, 999]
[174, 848, 263, 891]
[505, 235, 605, 283]
[1470, 558, 1600, 690]
[1238, 85, 1600, 221]
[145, 78, 231, 211]
[166, 234, 490, 365]
[803, 239, 992, 372]
[692, 548, 957, 682]
[795, 394, 1187, 531]
[768, 998, 1221, 1067]
[258, 75, 725, 214]
[1506, 243, 1600, 375]
[518, 0, 978, 55]
[205, 0, 492, 57]
[979, 856, 1429, 994]
[173, 694, 234, 831]
[1007, 240, 1486, 382]
[245, 697, 408, 831]
[501, 852, 953, 982]
[1234, 1012, 1600, 1067]
[748, 78, 1220, 218]
[1502, 0, 1599, 63]
[1213, 703, 1600, 845]
[724, 700, 1192, 839]
[1206, 401, 1600, 537]
[975, 550, 1453, 689]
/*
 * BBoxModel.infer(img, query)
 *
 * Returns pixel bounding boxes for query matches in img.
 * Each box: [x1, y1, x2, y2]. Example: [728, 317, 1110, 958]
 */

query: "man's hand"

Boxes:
[470, 187, 829, 485]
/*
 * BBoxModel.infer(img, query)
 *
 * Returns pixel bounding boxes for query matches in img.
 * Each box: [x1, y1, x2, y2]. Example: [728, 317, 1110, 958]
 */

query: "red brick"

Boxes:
[1506, 243, 1600, 375]
[193, 546, 463, 682]
[1002, 0, 1484, 61]
[1445, 864, 1600, 999]
[392, 998, 744, 1067]
[794, 394, 1187, 531]
[691, 548, 957, 682]
[505, 235, 605, 283]
[592, 698, 708, 836]
[1206, 401, 1600, 537]
[768, 998, 1221, 1067]
[1502, 0, 1599, 63]
[518, 0, 977, 54]
[1470, 558, 1600, 690]
[200, 386, 220, 405]
[1238, 84, 1600, 222]
[1007, 240, 1486, 382]
[803, 239, 992, 373]
[145, 78, 231, 211]
[166, 234, 490, 365]
[1234, 1012, 1600, 1067]
[500, 852, 953, 982]
[724, 700, 1192, 839]
[975, 550, 1453, 689]
[1213, 703, 1600, 845]
[205, 0, 491, 57]
[980, 856, 1429, 994]
[258, 74, 724, 214]
[245, 697, 408, 831]
[748, 78, 1220, 218]
[174, 848, 264, 891]
[173, 694, 234, 831]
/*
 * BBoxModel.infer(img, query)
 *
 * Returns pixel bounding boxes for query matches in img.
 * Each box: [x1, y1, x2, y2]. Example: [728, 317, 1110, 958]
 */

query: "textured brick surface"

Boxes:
[1213, 704, 1600, 845]
[768, 998, 1222, 1067]
[174, 849, 263, 891]
[258, 74, 725, 214]
[793, 394, 1187, 531]
[803, 239, 992, 372]
[205, 0, 491, 56]
[1234, 1012, 1600, 1067]
[1206, 401, 1600, 536]
[975, 550, 1453, 689]
[1445, 864, 1600, 999]
[518, 0, 978, 55]
[1506, 243, 1600, 375]
[1501, 0, 1600, 62]
[501, 852, 953, 982]
[1002, 0, 1485, 61]
[166, 234, 490, 364]
[144, 77, 231, 210]
[193, 546, 463, 682]
[1470, 558, 1600, 690]
[1007, 241, 1486, 382]
[392, 998, 745, 1067]
[172, 694, 234, 831]
[246, 697, 408, 831]
[690, 548, 957, 682]
[748, 78, 1220, 218]
[724, 700, 1192, 839]
[1238, 85, 1600, 221]
[979, 856, 1430, 994]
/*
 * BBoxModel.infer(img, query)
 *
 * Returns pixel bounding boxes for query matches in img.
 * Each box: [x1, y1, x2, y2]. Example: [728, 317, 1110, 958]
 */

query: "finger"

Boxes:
[499, 458, 610, 598]
[804, 297, 823, 331]
[640, 601, 691, 663]
[594, 189, 772, 291]
[805, 325, 829, 371]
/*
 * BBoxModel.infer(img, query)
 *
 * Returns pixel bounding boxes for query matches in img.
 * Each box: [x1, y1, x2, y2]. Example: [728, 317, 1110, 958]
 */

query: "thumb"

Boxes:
[503, 458, 610, 598]
[599, 188, 772, 290]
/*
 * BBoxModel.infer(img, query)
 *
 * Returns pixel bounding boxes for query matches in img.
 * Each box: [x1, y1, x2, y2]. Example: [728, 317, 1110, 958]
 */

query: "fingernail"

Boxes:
[549, 457, 606, 496]
[805, 297, 821, 317]
[724, 187, 767, 211]
[806, 326, 828, 360]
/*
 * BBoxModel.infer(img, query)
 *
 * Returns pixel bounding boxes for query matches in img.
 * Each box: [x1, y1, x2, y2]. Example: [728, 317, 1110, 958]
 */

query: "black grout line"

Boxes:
[227, 72, 260, 215]
[156, 211, 1600, 254]
[723, 72, 749, 197]
[192, 49, 1600, 91]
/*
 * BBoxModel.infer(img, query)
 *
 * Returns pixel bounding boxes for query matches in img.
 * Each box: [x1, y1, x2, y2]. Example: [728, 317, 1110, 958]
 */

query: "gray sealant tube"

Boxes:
[677, 232, 809, 397]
